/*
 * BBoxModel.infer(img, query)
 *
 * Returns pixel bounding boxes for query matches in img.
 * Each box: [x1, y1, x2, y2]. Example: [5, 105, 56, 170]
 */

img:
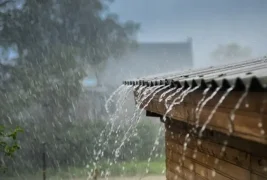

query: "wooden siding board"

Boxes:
[133, 82, 267, 179]
[166, 143, 250, 180]
[165, 123, 267, 180]
[141, 90, 267, 144]
[165, 130, 251, 169]
[251, 173, 267, 180]
[251, 156, 267, 178]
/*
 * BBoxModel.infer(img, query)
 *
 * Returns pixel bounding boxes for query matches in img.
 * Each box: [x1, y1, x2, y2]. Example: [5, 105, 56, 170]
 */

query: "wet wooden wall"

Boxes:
[139, 89, 267, 144]
[135, 87, 267, 180]
[165, 120, 267, 180]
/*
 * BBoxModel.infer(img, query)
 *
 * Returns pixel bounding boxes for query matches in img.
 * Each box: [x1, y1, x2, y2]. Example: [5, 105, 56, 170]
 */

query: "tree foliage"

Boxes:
[0, 126, 23, 172]
[0, 0, 140, 174]
[211, 43, 252, 62]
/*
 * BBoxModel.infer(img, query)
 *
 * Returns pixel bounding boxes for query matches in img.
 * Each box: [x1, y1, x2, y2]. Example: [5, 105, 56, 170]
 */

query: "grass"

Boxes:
[5, 159, 165, 180]
[104, 159, 165, 177]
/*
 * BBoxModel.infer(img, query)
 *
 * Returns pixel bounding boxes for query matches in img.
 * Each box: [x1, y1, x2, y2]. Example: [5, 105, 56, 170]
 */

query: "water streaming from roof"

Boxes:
[105, 85, 124, 115]
[145, 125, 164, 175]
[162, 87, 185, 120]
[198, 86, 234, 138]
[112, 85, 147, 144]
[196, 87, 221, 129]
[173, 86, 200, 106]
[259, 93, 267, 136]
[164, 87, 183, 109]
[163, 86, 200, 122]
[114, 86, 165, 157]
[228, 86, 249, 134]
[101, 85, 166, 177]
[195, 86, 212, 119]
[188, 86, 222, 163]
[101, 73, 267, 179]
[92, 85, 132, 173]
[97, 86, 133, 161]
[159, 87, 176, 102]
[213, 86, 249, 169]
[191, 86, 211, 136]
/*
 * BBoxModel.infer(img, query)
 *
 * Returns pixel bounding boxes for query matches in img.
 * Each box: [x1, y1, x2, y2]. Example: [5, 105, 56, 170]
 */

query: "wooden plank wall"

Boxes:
[138, 89, 267, 144]
[165, 120, 267, 180]
[134, 87, 267, 179]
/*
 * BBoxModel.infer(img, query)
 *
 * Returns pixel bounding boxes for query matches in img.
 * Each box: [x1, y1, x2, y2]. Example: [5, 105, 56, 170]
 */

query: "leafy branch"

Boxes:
[0, 125, 23, 173]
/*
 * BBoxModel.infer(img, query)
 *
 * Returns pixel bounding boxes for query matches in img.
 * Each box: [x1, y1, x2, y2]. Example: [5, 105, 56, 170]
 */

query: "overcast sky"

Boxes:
[110, 0, 267, 67]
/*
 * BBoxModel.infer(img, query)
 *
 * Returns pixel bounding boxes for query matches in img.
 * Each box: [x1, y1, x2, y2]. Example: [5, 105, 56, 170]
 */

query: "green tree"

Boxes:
[0, 0, 24, 173]
[0, 0, 139, 174]
[0, 126, 23, 172]
[0, 0, 12, 7]
[211, 43, 252, 62]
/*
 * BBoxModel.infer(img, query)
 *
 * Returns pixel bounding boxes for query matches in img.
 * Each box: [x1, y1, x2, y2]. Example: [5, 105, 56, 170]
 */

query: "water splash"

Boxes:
[214, 86, 248, 167]
[176, 132, 191, 173]
[198, 86, 233, 138]
[111, 86, 148, 145]
[195, 86, 212, 120]
[228, 86, 249, 134]
[259, 92, 267, 136]
[195, 87, 221, 129]
[162, 86, 201, 172]
[102, 85, 166, 177]
[97, 86, 134, 159]
[91, 85, 133, 178]
[173, 86, 200, 106]
[137, 85, 147, 95]
[162, 87, 185, 120]
[164, 87, 183, 109]
[177, 84, 212, 173]
[114, 85, 165, 157]
[136, 85, 150, 102]
[105, 85, 124, 115]
[141, 85, 170, 109]
[145, 125, 164, 176]
[190, 86, 211, 135]
[163, 86, 200, 121]
[99, 86, 132, 140]
[159, 87, 176, 102]
[183, 87, 234, 178]
[106, 86, 134, 132]
[191, 86, 218, 160]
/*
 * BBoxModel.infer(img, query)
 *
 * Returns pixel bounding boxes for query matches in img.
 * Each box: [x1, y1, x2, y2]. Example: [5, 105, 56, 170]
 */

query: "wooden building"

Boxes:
[123, 58, 267, 180]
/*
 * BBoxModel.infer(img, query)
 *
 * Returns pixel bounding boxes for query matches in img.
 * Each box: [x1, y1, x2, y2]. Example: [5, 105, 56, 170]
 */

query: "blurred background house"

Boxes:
[101, 37, 194, 86]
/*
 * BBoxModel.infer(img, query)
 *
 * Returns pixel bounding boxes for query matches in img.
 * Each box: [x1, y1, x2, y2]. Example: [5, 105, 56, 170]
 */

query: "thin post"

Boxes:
[93, 168, 98, 180]
[42, 142, 46, 180]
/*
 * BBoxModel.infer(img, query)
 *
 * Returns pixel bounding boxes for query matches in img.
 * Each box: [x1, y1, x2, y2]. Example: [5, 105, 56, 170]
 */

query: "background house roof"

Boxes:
[102, 38, 194, 86]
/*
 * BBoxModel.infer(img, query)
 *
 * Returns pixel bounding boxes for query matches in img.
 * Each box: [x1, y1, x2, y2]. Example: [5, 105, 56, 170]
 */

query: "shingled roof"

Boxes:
[123, 57, 267, 91]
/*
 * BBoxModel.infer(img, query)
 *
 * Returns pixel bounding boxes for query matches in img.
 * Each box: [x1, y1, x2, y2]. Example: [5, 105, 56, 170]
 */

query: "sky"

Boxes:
[110, 0, 267, 67]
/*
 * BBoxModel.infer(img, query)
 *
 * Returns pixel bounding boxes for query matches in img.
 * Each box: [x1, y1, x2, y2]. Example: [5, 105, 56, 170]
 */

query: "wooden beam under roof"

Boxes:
[136, 89, 267, 145]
